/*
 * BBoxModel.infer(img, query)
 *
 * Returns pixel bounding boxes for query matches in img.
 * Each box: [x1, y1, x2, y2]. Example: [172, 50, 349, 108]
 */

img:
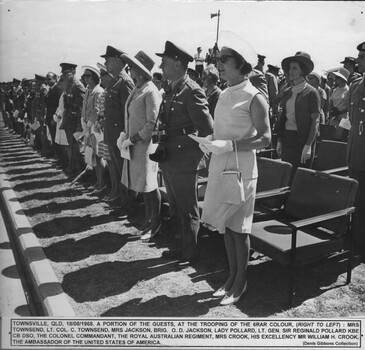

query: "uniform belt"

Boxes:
[166, 126, 196, 137]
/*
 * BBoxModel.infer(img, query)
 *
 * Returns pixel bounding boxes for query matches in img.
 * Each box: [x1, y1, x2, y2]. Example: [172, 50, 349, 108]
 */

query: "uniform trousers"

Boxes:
[65, 129, 83, 172]
[348, 167, 365, 255]
[162, 170, 200, 260]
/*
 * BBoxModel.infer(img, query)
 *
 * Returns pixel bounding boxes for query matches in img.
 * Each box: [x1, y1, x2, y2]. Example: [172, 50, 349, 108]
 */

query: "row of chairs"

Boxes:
[159, 140, 357, 306]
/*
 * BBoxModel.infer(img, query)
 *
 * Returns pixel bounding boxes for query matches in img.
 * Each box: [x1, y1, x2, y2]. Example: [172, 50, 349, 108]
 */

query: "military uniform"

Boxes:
[154, 41, 214, 263]
[101, 46, 135, 183]
[60, 63, 85, 173]
[347, 42, 365, 254]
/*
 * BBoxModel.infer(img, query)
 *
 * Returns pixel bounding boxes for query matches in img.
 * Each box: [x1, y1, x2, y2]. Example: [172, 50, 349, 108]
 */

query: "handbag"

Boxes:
[219, 141, 245, 205]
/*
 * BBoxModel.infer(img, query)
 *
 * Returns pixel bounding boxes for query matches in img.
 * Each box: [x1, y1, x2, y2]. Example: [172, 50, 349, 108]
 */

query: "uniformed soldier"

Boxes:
[154, 41, 214, 268]
[340, 56, 362, 86]
[101, 45, 135, 208]
[254, 54, 266, 73]
[59, 63, 85, 176]
[347, 42, 365, 256]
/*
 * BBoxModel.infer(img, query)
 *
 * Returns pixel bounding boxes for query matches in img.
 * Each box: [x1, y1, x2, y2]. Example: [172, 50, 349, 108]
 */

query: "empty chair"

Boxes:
[313, 140, 348, 175]
[251, 167, 358, 306]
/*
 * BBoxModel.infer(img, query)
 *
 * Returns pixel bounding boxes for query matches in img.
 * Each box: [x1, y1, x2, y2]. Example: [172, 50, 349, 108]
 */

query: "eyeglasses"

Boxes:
[217, 55, 235, 64]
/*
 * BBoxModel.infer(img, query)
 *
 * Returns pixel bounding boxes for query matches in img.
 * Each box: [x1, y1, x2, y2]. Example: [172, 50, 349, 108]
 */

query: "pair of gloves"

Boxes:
[117, 131, 133, 151]
[199, 135, 234, 156]
[276, 142, 311, 164]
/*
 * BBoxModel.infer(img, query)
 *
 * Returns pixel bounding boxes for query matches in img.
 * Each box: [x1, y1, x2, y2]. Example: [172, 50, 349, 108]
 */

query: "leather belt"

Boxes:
[166, 126, 196, 137]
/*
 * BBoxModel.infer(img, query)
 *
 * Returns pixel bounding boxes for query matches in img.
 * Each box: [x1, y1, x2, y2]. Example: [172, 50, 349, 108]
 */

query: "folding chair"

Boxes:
[251, 168, 358, 306]
[313, 140, 348, 176]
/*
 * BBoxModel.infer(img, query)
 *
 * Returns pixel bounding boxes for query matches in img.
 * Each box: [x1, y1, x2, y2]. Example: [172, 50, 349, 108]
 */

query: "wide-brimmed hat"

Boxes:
[307, 71, 321, 83]
[281, 51, 314, 75]
[81, 65, 100, 78]
[121, 51, 154, 79]
[218, 31, 257, 66]
[330, 67, 350, 82]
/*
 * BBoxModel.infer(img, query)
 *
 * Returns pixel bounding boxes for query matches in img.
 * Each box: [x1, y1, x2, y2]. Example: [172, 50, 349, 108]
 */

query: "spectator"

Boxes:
[340, 56, 362, 85]
[59, 62, 85, 177]
[276, 51, 320, 180]
[328, 68, 350, 140]
[347, 41, 365, 256]
[44, 72, 63, 159]
[80, 66, 104, 189]
[100, 45, 135, 207]
[119, 51, 162, 241]
[152, 72, 164, 94]
[254, 54, 266, 73]
[154, 40, 214, 268]
[193, 47, 205, 77]
[201, 64, 222, 118]
[306, 71, 327, 124]
[201, 41, 271, 305]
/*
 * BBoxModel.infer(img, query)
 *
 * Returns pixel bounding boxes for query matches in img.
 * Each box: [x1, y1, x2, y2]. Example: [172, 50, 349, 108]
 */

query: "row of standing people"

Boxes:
[1, 40, 364, 306]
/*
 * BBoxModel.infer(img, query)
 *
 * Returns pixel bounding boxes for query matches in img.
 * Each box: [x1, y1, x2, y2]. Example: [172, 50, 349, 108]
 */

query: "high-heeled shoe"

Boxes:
[140, 224, 162, 241]
[212, 286, 227, 298]
[220, 283, 247, 306]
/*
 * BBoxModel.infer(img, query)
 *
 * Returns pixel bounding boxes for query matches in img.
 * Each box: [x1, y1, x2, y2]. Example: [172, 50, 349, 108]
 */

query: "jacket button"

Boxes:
[178, 145, 181, 148]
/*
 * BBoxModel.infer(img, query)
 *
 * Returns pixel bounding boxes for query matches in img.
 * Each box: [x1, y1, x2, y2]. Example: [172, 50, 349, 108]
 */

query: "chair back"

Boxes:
[319, 124, 336, 141]
[285, 168, 358, 234]
[314, 140, 347, 171]
[257, 158, 292, 192]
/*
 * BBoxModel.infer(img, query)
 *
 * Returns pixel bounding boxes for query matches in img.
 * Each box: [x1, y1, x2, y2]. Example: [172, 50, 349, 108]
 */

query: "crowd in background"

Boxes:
[0, 40, 364, 305]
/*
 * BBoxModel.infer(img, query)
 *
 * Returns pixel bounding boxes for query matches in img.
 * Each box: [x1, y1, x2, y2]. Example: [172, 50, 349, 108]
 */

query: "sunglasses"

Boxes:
[218, 55, 235, 63]
[83, 74, 91, 78]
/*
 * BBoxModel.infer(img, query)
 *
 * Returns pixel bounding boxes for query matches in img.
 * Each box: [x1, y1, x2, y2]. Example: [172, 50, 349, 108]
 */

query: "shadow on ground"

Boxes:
[44, 232, 133, 262]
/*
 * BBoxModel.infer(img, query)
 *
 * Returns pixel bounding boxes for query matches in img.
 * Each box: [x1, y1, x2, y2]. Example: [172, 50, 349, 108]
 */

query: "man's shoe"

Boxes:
[161, 250, 181, 260]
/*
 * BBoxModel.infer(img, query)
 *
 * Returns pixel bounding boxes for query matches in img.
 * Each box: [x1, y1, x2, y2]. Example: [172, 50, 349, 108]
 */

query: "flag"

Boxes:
[211, 13, 218, 18]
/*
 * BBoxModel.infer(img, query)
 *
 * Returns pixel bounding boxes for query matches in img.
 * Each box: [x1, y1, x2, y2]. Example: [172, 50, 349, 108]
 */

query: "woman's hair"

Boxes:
[230, 48, 252, 76]
[87, 70, 100, 85]
[203, 64, 219, 84]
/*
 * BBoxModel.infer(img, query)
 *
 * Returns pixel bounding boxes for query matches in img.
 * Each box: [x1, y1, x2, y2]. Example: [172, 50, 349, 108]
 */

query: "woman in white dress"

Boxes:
[201, 42, 271, 305]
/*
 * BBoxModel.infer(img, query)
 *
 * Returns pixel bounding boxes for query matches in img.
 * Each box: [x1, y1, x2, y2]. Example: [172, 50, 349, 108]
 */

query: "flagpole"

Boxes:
[216, 10, 220, 45]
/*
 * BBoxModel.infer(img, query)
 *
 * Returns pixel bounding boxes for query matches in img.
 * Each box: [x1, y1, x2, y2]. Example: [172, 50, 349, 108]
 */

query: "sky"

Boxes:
[0, 0, 364, 82]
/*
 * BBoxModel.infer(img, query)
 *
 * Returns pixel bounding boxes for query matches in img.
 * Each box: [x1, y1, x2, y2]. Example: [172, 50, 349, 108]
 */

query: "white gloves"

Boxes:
[121, 138, 133, 151]
[301, 145, 311, 164]
[207, 140, 233, 155]
[276, 141, 282, 158]
[198, 135, 213, 153]
[117, 131, 128, 151]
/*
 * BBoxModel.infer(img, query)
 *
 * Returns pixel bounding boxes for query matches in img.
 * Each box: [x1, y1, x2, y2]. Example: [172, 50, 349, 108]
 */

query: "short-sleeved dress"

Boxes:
[201, 79, 260, 234]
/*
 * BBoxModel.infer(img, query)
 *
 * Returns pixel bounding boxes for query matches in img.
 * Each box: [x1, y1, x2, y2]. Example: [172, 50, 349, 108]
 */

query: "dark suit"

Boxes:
[62, 78, 85, 172]
[157, 75, 213, 260]
[45, 84, 63, 151]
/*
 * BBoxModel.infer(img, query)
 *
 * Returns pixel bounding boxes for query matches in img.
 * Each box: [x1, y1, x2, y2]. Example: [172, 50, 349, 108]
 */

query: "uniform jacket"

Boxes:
[206, 86, 222, 119]
[62, 78, 85, 132]
[265, 71, 279, 107]
[277, 83, 320, 147]
[45, 84, 63, 125]
[249, 69, 269, 103]
[103, 70, 134, 145]
[158, 75, 214, 173]
[347, 77, 365, 170]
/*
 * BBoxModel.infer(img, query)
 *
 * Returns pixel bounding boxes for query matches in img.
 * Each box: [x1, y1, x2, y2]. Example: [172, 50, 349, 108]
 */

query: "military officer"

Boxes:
[154, 41, 214, 268]
[347, 42, 365, 256]
[341, 56, 362, 86]
[60, 63, 85, 176]
[101, 45, 134, 208]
